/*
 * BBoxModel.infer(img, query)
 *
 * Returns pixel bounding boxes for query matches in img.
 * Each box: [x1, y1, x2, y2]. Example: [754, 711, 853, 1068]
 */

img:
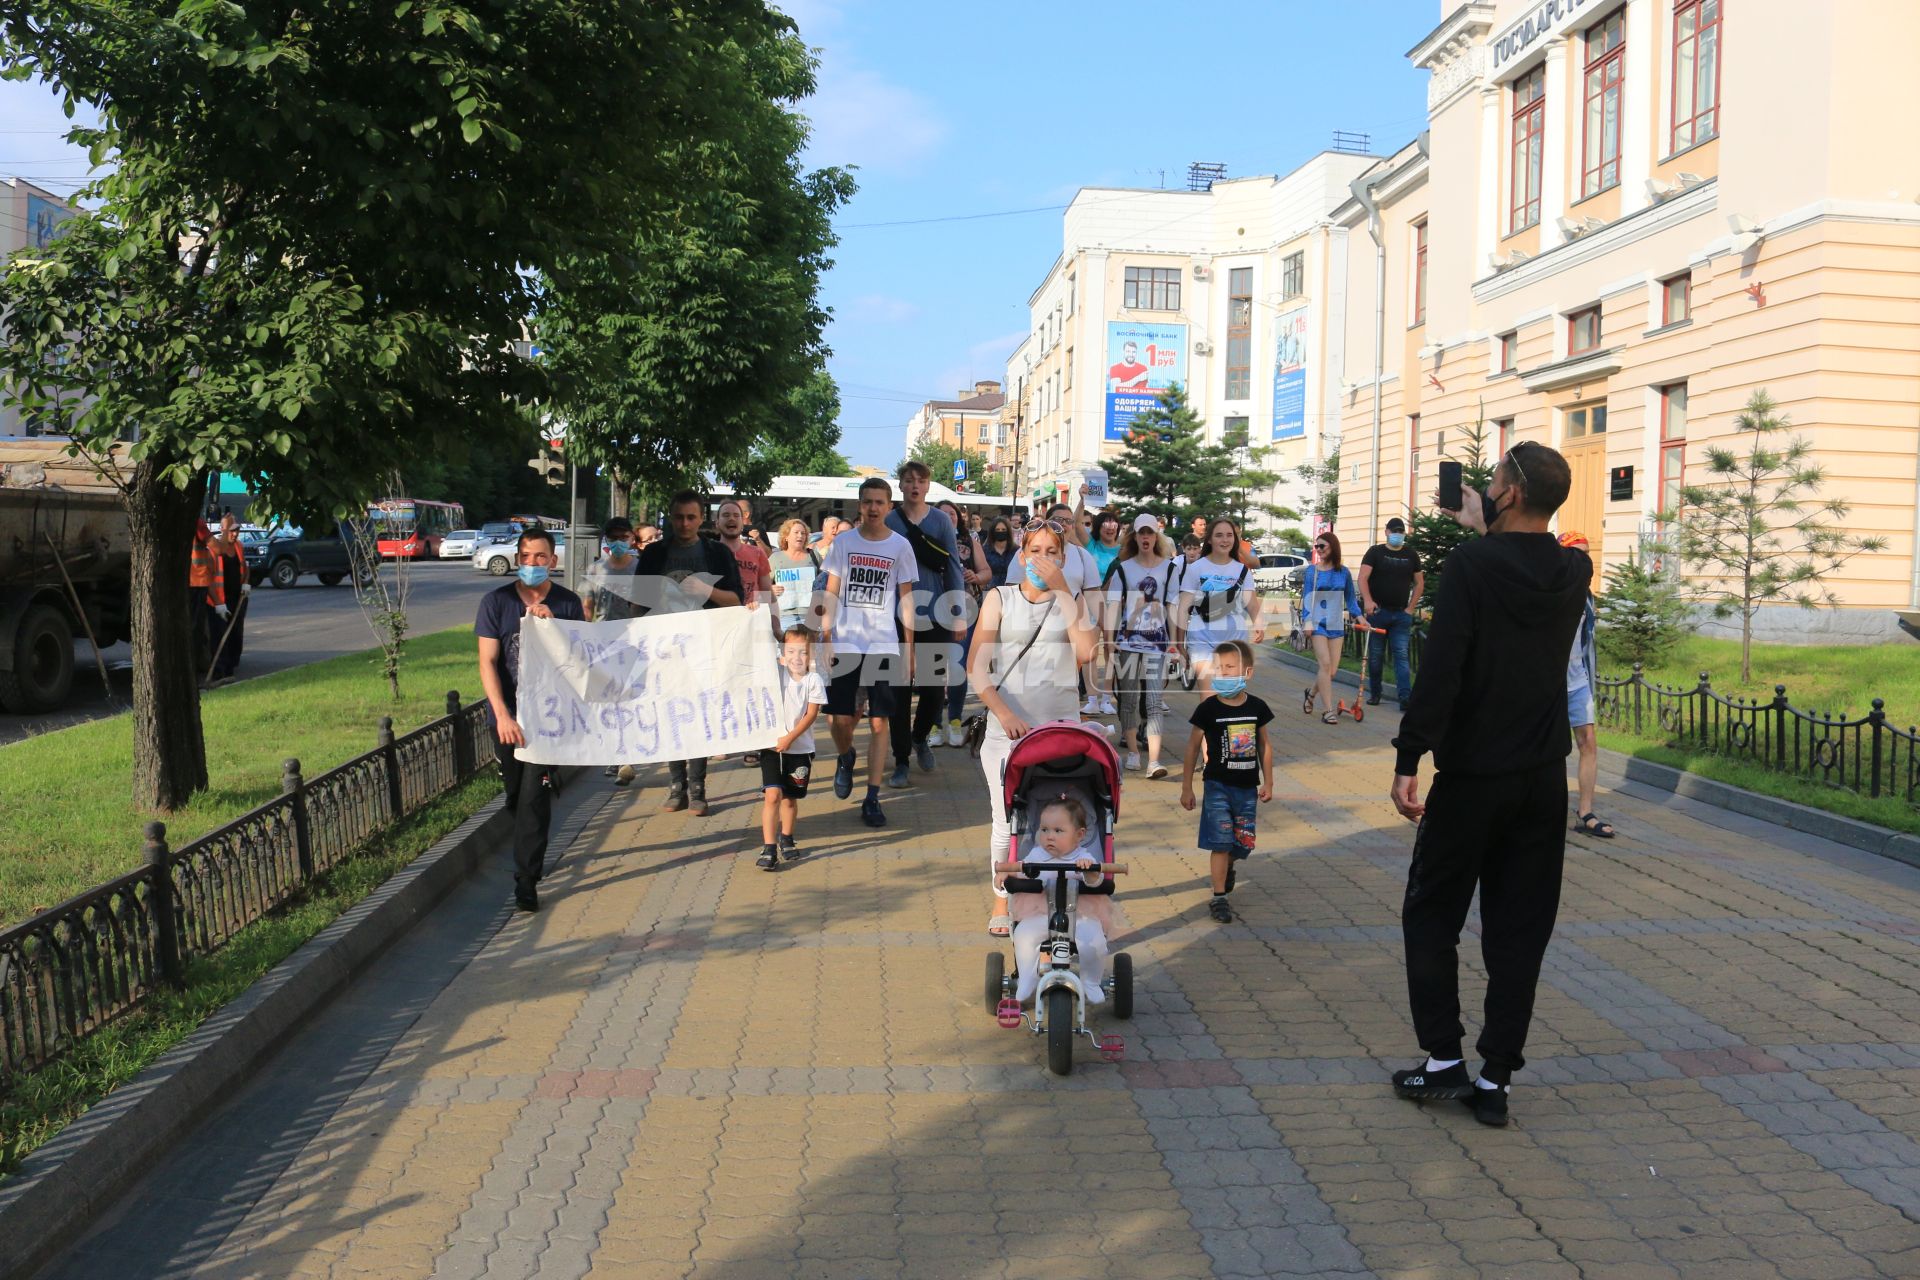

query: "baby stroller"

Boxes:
[986, 721, 1135, 1075]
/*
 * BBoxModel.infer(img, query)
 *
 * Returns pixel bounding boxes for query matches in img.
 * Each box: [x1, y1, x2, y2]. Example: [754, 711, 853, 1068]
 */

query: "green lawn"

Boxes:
[1, 627, 487, 927]
[1598, 634, 1920, 724]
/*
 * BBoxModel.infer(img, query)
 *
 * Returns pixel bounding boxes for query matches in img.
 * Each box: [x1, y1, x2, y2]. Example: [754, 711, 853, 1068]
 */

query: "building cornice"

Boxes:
[1520, 346, 1623, 394]
[1408, 3, 1496, 113]
[1472, 178, 1718, 303]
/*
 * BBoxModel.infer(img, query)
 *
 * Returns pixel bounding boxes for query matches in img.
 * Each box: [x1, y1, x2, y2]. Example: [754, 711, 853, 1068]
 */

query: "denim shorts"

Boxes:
[1198, 779, 1258, 858]
[1568, 684, 1596, 730]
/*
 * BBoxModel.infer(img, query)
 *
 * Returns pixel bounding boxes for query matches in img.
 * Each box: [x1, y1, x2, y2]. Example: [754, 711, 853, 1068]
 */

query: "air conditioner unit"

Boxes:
[1194, 340, 1214, 356]
[1191, 260, 1211, 280]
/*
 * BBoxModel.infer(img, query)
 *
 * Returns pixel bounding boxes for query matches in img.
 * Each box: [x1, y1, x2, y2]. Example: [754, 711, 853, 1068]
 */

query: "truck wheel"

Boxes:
[318, 573, 345, 586]
[0, 602, 76, 714]
[269, 559, 299, 589]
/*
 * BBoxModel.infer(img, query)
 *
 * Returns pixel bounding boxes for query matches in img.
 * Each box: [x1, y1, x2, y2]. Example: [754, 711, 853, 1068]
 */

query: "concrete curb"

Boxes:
[1265, 643, 1920, 871]
[0, 794, 510, 1280]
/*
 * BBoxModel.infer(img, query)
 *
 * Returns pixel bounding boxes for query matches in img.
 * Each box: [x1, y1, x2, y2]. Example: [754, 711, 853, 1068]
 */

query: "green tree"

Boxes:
[1405, 407, 1497, 605]
[1594, 557, 1691, 669]
[1661, 389, 1887, 683]
[535, 26, 855, 504]
[0, 0, 776, 810]
[748, 371, 854, 483]
[1294, 449, 1341, 530]
[906, 438, 1000, 496]
[1104, 384, 1235, 523]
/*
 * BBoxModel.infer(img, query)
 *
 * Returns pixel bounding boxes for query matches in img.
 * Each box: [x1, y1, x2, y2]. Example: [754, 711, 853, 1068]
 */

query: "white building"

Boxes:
[0, 177, 77, 438]
[1003, 152, 1378, 526]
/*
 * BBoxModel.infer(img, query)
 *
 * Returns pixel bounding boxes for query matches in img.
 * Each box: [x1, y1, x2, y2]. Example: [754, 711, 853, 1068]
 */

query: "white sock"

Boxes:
[1475, 1075, 1507, 1092]
[1424, 1056, 1462, 1073]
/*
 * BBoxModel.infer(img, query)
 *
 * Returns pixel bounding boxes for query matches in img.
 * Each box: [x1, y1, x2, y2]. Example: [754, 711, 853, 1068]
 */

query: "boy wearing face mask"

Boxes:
[585, 516, 640, 622]
[476, 527, 588, 912]
[1359, 517, 1425, 711]
[1179, 641, 1274, 925]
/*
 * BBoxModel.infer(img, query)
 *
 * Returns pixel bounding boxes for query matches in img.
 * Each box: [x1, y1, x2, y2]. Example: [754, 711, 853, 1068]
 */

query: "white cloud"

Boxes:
[848, 293, 921, 324]
[802, 64, 946, 174]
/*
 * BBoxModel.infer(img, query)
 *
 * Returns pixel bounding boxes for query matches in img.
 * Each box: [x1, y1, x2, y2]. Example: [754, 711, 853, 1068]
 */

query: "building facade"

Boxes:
[1335, 0, 1920, 639]
[1005, 153, 1378, 524]
[0, 177, 77, 438]
[902, 381, 1007, 484]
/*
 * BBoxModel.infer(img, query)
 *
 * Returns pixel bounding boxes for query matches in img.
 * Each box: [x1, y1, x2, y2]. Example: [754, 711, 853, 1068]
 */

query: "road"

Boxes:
[0, 560, 510, 746]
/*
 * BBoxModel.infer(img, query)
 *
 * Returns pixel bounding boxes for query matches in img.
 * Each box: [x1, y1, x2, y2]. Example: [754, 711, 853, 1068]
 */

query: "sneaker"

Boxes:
[1209, 895, 1233, 923]
[1365, 695, 1381, 707]
[756, 844, 779, 871]
[833, 750, 856, 799]
[924, 723, 945, 748]
[1391, 1060, 1474, 1101]
[915, 740, 937, 772]
[777, 834, 798, 858]
[661, 787, 687, 813]
[887, 763, 911, 789]
[1081, 696, 1101, 715]
[947, 719, 965, 747]
[861, 794, 886, 827]
[1147, 763, 1168, 780]
[1467, 1083, 1510, 1127]
[1125, 751, 1141, 772]
[615, 765, 637, 788]
[688, 792, 710, 817]
[1098, 695, 1117, 714]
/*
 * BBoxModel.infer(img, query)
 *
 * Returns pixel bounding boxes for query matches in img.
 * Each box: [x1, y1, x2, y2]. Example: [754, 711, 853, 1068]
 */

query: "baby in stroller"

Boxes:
[1005, 794, 1112, 1005]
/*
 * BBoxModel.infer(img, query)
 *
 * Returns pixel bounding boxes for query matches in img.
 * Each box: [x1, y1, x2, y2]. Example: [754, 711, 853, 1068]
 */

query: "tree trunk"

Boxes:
[608, 471, 630, 520]
[128, 463, 210, 811]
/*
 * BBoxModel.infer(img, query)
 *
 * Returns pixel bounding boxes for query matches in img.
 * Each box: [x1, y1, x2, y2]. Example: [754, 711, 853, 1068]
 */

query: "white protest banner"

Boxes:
[512, 609, 785, 766]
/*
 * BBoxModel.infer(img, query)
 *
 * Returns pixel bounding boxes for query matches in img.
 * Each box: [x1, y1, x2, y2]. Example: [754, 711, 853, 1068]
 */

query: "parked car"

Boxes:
[474, 532, 566, 577]
[247, 523, 353, 589]
[1254, 552, 1309, 594]
[440, 529, 481, 559]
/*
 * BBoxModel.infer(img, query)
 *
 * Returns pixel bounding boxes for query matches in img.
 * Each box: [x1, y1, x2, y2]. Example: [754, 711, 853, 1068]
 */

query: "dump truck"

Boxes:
[0, 439, 131, 713]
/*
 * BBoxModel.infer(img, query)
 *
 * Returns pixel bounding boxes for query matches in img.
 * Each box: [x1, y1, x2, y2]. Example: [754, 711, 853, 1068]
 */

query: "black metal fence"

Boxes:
[1595, 666, 1920, 810]
[0, 693, 496, 1084]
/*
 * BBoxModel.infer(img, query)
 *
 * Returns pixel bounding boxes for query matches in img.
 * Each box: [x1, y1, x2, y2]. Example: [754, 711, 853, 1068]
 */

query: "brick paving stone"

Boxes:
[37, 661, 1920, 1278]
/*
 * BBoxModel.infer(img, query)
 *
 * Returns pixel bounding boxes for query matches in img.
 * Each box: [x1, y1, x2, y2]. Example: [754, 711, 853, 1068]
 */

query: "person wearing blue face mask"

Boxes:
[584, 516, 639, 623]
[476, 526, 587, 912]
[1359, 517, 1426, 713]
[1179, 640, 1274, 925]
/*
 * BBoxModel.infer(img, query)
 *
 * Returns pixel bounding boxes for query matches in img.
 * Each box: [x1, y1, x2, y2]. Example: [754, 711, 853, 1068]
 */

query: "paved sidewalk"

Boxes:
[47, 663, 1920, 1279]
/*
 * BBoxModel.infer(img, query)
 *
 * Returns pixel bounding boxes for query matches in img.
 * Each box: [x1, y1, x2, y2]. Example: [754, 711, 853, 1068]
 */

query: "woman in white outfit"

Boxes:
[970, 522, 1098, 938]
[1175, 517, 1266, 696]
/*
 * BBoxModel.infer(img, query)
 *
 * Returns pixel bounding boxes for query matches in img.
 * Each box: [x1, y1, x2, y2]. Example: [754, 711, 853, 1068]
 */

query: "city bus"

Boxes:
[367, 498, 467, 558]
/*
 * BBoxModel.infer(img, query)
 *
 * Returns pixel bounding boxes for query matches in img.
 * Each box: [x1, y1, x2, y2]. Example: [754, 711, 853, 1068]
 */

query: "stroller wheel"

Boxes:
[984, 951, 1007, 1016]
[1111, 953, 1134, 1020]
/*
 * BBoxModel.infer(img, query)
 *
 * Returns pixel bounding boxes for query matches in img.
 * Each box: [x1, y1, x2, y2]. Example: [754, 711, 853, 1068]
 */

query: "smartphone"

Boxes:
[1436, 460, 1463, 512]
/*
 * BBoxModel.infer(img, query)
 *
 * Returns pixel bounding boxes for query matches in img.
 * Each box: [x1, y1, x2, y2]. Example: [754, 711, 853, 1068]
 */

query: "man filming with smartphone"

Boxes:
[1386, 441, 1591, 1128]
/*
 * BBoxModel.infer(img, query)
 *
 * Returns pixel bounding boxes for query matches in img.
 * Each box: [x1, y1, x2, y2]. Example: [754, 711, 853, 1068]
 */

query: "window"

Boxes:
[1510, 66, 1546, 232]
[979, 422, 990, 444]
[1672, 0, 1722, 153]
[1661, 274, 1691, 325]
[1281, 251, 1305, 300]
[1497, 331, 1518, 372]
[1223, 416, 1249, 450]
[1412, 221, 1429, 325]
[1582, 12, 1626, 197]
[1494, 417, 1514, 455]
[1124, 266, 1181, 310]
[1066, 276, 1076, 316]
[1406, 415, 1422, 508]
[1066, 348, 1073, 389]
[1569, 305, 1602, 354]
[1226, 266, 1252, 399]
[1566, 402, 1609, 437]
[1659, 384, 1688, 512]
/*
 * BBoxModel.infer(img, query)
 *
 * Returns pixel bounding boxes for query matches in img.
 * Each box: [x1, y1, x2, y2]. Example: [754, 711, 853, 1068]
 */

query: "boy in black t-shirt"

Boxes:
[1180, 640, 1274, 924]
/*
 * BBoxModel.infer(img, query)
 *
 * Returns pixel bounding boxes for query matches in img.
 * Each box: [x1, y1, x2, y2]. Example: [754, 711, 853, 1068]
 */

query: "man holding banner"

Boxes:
[476, 526, 588, 912]
[630, 490, 746, 816]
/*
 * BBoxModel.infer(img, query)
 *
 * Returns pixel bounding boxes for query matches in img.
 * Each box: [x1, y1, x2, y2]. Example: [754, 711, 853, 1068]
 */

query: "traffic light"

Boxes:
[528, 453, 564, 486]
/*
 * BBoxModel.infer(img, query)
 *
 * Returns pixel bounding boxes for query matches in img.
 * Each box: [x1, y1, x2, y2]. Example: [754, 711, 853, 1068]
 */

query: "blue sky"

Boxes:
[0, 0, 1435, 469]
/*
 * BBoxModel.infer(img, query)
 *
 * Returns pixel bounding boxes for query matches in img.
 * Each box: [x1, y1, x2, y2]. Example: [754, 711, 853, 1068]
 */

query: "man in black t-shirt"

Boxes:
[1359, 518, 1425, 711]
[476, 527, 587, 912]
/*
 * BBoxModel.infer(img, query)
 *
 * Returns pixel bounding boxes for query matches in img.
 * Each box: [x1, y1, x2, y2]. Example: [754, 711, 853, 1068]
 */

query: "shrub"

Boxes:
[1595, 559, 1691, 668]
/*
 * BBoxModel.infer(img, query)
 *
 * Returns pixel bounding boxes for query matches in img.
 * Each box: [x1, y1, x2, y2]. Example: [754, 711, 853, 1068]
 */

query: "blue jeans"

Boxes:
[1366, 608, 1414, 705]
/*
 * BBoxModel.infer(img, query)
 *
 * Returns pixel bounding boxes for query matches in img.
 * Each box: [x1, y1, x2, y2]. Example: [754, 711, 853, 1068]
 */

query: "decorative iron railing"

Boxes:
[1594, 666, 1920, 810]
[0, 692, 496, 1083]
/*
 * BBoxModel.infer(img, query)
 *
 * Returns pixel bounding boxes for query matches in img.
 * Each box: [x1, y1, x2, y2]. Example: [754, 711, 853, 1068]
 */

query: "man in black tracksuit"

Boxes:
[1387, 441, 1591, 1127]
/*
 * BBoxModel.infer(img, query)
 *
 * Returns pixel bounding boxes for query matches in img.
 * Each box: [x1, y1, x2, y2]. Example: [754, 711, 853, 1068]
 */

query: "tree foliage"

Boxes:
[748, 371, 855, 486]
[906, 437, 1001, 496]
[1660, 390, 1886, 683]
[1104, 384, 1243, 524]
[1294, 449, 1341, 530]
[1594, 557, 1691, 669]
[0, 0, 797, 809]
[534, 25, 855, 501]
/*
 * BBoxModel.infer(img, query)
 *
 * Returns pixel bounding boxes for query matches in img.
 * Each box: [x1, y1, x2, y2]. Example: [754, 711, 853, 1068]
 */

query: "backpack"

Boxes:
[1191, 560, 1250, 623]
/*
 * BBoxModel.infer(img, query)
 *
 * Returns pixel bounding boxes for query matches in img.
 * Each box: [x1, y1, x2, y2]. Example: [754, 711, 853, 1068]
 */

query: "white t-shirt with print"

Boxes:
[779, 667, 829, 753]
[822, 527, 919, 655]
[1180, 557, 1254, 646]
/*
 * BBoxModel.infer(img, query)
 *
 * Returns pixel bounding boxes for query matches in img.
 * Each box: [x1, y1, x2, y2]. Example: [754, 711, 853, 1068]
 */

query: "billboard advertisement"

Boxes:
[1271, 307, 1308, 442]
[1103, 321, 1186, 441]
[25, 194, 71, 248]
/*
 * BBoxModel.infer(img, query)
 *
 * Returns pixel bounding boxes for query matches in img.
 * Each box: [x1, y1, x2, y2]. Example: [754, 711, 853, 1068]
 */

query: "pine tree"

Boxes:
[1105, 383, 1234, 522]
[1594, 557, 1691, 668]
[1405, 405, 1497, 605]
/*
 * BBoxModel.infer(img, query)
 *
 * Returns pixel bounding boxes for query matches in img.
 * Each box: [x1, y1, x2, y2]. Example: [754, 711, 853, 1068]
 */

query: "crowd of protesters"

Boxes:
[476, 444, 1614, 1125]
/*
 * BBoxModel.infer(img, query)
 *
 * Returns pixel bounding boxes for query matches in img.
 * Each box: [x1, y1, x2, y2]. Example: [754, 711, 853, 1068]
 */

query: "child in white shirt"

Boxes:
[759, 627, 827, 870]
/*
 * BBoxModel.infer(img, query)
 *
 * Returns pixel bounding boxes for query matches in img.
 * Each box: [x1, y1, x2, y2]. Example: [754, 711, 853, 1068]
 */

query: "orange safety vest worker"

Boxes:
[189, 532, 227, 607]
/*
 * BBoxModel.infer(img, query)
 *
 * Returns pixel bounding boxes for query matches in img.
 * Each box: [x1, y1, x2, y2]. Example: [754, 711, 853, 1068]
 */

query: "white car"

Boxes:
[1254, 552, 1308, 593]
[440, 529, 480, 559]
[474, 532, 566, 576]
